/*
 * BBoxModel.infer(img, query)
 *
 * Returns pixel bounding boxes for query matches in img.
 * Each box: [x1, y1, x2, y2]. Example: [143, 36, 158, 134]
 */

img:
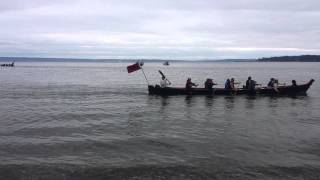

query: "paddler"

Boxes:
[186, 78, 198, 90]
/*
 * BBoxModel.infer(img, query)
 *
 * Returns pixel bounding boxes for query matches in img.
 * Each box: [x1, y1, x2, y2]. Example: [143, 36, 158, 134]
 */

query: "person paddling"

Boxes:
[230, 78, 240, 90]
[204, 78, 217, 90]
[267, 78, 275, 88]
[291, 80, 297, 87]
[225, 79, 231, 90]
[273, 79, 280, 92]
[245, 76, 257, 92]
[268, 78, 280, 92]
[160, 76, 171, 88]
[186, 78, 198, 90]
[245, 76, 252, 89]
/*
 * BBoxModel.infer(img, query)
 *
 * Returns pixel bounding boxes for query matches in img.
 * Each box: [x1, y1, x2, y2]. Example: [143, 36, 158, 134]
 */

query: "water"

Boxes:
[0, 62, 319, 179]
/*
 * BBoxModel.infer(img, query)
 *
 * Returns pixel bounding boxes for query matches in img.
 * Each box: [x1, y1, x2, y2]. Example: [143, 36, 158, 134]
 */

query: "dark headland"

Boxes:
[0, 55, 320, 63]
[257, 55, 320, 62]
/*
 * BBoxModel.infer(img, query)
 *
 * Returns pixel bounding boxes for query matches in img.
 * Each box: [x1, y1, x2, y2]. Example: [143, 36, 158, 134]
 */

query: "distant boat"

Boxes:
[1, 62, 14, 67]
[136, 61, 144, 66]
[163, 61, 169, 66]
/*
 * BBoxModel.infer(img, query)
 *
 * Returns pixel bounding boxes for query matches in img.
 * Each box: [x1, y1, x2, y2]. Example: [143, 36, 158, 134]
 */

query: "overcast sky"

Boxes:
[0, 0, 320, 59]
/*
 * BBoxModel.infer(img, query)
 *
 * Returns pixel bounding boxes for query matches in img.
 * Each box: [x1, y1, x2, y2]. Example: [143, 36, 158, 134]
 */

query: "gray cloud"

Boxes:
[0, 0, 319, 59]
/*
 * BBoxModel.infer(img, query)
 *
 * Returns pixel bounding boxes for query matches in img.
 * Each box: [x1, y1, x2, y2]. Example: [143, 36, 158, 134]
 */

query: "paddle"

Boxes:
[158, 70, 171, 84]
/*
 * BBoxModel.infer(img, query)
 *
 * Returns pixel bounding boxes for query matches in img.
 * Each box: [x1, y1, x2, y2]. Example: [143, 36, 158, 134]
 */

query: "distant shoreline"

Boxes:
[257, 55, 320, 62]
[0, 55, 320, 62]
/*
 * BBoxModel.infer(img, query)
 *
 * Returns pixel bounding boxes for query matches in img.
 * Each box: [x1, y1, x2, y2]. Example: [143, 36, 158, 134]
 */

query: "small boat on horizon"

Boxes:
[163, 61, 169, 66]
[1, 62, 14, 67]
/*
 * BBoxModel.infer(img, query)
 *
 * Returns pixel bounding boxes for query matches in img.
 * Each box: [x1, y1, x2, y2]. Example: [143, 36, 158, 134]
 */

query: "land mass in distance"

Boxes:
[0, 55, 320, 62]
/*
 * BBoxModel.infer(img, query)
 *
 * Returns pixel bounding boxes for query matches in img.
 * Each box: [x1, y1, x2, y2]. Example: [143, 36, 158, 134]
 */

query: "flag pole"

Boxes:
[140, 66, 149, 85]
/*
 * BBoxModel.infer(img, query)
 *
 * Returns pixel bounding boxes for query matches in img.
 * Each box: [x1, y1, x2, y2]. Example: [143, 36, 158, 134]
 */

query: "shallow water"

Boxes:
[0, 62, 319, 179]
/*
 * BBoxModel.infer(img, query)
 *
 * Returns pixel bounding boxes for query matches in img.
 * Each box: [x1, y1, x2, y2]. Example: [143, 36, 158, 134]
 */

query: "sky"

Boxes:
[0, 0, 320, 60]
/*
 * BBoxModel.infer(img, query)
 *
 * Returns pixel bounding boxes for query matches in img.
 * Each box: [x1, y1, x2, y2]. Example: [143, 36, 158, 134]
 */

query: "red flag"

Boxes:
[127, 62, 141, 73]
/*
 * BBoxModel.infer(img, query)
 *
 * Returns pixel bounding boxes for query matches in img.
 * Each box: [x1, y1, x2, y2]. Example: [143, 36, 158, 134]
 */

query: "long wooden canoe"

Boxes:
[148, 79, 314, 96]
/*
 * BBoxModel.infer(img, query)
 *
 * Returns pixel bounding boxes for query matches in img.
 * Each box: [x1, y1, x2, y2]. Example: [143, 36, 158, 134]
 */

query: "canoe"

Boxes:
[148, 79, 315, 96]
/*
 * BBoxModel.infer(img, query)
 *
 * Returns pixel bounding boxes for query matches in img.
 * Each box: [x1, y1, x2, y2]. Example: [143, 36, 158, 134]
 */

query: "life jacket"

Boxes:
[225, 80, 231, 89]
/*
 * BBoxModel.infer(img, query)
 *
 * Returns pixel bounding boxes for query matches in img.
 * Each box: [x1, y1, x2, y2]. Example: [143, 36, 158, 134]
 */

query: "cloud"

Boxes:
[0, 0, 319, 59]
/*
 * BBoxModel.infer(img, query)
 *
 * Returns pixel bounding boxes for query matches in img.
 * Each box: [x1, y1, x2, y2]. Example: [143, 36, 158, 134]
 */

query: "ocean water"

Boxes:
[0, 62, 319, 180]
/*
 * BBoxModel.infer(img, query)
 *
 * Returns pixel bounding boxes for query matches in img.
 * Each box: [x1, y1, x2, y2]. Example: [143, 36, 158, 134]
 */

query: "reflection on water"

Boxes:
[245, 96, 256, 109]
[184, 95, 193, 106]
[224, 96, 235, 111]
[204, 96, 214, 107]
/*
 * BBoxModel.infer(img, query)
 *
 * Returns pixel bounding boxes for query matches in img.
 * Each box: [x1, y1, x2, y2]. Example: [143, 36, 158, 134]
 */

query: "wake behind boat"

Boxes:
[148, 79, 314, 96]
